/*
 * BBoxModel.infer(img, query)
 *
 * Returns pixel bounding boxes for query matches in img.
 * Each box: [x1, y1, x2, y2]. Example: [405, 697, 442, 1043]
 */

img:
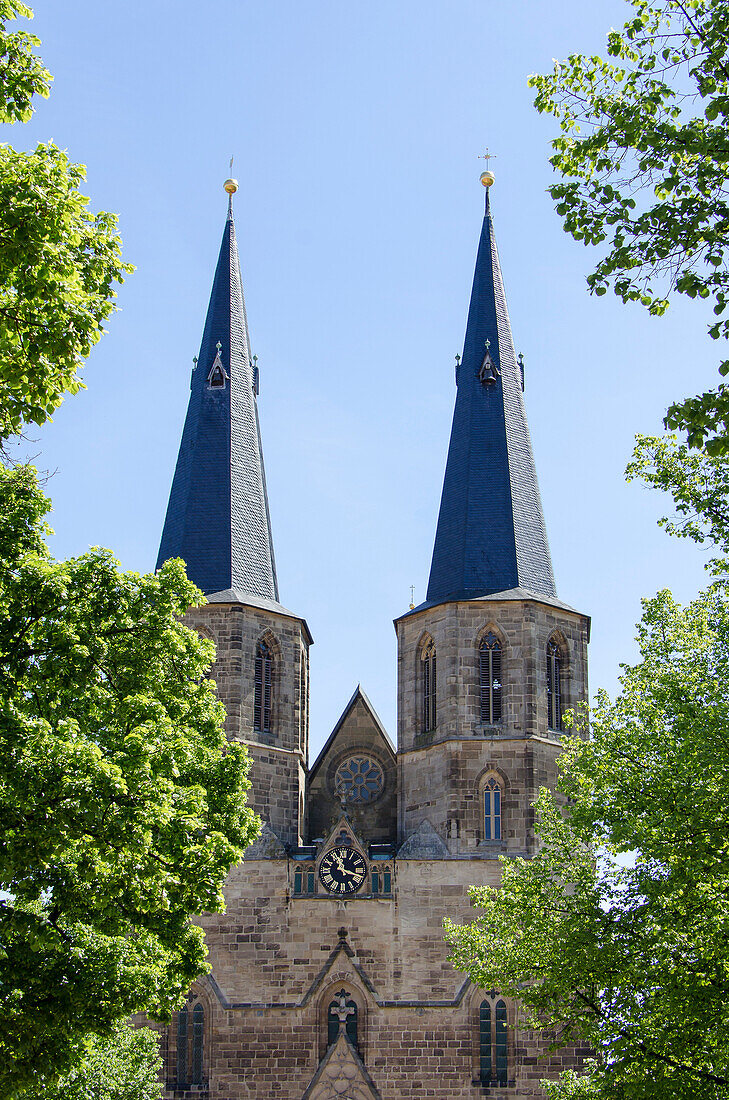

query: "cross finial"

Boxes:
[409, 584, 415, 610]
[216, 340, 222, 353]
[478, 148, 497, 169]
[331, 992, 355, 1033]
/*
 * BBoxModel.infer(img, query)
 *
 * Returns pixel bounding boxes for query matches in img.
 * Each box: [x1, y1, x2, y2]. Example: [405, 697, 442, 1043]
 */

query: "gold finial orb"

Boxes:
[480, 170, 495, 187]
[224, 178, 239, 195]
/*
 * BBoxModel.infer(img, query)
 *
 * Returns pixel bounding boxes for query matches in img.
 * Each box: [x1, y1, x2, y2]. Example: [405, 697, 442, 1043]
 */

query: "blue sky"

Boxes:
[13, 0, 719, 757]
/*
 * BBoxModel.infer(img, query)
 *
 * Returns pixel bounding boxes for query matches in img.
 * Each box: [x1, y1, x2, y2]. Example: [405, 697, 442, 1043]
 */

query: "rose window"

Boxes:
[334, 756, 384, 804]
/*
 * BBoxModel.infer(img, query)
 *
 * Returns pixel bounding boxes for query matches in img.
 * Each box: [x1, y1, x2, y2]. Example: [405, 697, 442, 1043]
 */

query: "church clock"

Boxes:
[318, 846, 367, 895]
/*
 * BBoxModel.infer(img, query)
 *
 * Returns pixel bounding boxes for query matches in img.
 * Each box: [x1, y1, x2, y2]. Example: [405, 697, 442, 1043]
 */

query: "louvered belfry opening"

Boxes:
[479, 632, 502, 723]
[547, 639, 563, 730]
[254, 639, 273, 734]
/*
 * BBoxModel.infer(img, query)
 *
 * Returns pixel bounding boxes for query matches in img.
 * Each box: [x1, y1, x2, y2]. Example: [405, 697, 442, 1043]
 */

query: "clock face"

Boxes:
[318, 846, 367, 895]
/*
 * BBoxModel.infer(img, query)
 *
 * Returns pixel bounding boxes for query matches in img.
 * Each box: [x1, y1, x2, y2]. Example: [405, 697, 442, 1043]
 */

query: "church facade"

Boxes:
[154, 176, 590, 1099]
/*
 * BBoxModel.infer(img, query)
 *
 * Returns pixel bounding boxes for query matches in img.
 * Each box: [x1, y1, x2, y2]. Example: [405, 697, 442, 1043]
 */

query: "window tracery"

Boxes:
[334, 756, 384, 804]
[479, 996, 508, 1087]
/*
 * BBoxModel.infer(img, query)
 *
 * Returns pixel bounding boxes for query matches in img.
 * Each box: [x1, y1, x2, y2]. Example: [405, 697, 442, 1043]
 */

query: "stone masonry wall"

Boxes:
[185, 600, 309, 847]
[162, 857, 587, 1100]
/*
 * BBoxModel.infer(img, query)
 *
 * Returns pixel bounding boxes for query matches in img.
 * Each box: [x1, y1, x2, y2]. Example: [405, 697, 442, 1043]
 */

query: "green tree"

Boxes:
[37, 1021, 163, 1100]
[445, 439, 729, 1097]
[0, 465, 260, 1097]
[530, 0, 729, 452]
[0, 1, 129, 442]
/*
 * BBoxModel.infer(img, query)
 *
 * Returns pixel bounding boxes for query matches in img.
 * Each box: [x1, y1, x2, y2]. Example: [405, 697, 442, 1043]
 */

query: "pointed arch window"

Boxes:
[421, 638, 437, 733]
[327, 990, 358, 1048]
[173, 1000, 205, 1088]
[479, 632, 502, 724]
[254, 639, 273, 734]
[547, 639, 563, 731]
[479, 997, 508, 1087]
[192, 1004, 204, 1085]
[483, 776, 502, 841]
[176, 1005, 187, 1085]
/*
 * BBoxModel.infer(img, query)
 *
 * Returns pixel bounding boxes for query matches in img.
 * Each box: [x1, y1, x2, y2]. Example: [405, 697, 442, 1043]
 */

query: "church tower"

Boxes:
[395, 177, 589, 857]
[157, 179, 311, 849]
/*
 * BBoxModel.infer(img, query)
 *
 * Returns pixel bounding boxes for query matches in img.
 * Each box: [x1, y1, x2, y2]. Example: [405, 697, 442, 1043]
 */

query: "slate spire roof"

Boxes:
[156, 195, 279, 600]
[426, 187, 556, 605]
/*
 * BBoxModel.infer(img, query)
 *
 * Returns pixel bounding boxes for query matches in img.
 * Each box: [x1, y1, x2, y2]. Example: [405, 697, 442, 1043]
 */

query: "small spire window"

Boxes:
[479, 339, 499, 385]
[547, 639, 564, 731]
[254, 639, 273, 734]
[479, 632, 502, 724]
[421, 638, 437, 733]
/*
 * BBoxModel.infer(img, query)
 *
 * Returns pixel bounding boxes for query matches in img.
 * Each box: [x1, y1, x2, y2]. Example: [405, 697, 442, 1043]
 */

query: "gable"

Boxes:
[302, 1032, 381, 1100]
[307, 688, 397, 846]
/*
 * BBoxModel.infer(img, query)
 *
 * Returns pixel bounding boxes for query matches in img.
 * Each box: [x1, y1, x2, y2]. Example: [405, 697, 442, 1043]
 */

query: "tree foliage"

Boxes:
[34, 1021, 163, 1100]
[530, 0, 729, 451]
[445, 440, 729, 1098]
[0, 465, 260, 1096]
[0, 2, 130, 442]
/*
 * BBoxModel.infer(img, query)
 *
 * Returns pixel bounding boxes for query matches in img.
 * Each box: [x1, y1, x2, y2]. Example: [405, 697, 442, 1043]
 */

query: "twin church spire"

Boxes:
[157, 178, 555, 610]
[156, 180, 278, 601]
[426, 184, 555, 605]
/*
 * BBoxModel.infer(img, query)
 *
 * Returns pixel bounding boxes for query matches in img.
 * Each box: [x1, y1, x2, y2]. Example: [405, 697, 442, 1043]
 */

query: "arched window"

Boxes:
[547, 639, 563, 731]
[327, 990, 358, 1048]
[254, 639, 273, 734]
[479, 997, 508, 1087]
[299, 653, 307, 751]
[173, 999, 205, 1087]
[483, 776, 502, 841]
[192, 1003, 204, 1086]
[176, 1005, 187, 1085]
[421, 638, 437, 733]
[479, 632, 502, 723]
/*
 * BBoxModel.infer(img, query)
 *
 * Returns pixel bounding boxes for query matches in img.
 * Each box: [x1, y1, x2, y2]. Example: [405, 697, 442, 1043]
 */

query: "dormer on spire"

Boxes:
[156, 186, 279, 601]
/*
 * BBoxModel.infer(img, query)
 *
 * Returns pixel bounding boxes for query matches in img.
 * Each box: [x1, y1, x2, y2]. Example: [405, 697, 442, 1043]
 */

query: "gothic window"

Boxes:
[479, 632, 502, 723]
[371, 865, 392, 895]
[173, 999, 205, 1087]
[293, 864, 316, 895]
[483, 776, 502, 841]
[334, 756, 385, 804]
[327, 990, 358, 1048]
[192, 1004, 204, 1086]
[254, 639, 273, 734]
[176, 1005, 187, 1085]
[547, 638, 564, 731]
[299, 652, 308, 751]
[479, 997, 508, 1087]
[421, 637, 437, 733]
